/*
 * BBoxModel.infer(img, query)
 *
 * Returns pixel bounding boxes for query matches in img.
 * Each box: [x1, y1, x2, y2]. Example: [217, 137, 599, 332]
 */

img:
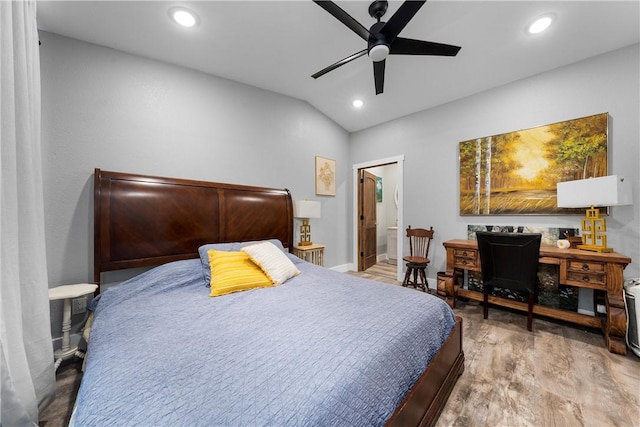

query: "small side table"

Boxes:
[48, 283, 97, 370]
[293, 243, 325, 266]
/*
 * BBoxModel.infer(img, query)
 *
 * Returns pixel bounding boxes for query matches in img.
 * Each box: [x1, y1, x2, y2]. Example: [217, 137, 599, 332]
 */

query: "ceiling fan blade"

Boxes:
[313, 1, 370, 41]
[381, 0, 426, 43]
[373, 60, 386, 95]
[390, 38, 461, 56]
[312, 49, 368, 79]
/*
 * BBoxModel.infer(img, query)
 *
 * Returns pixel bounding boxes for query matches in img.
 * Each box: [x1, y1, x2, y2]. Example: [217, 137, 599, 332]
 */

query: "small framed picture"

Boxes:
[315, 156, 336, 196]
[376, 176, 383, 202]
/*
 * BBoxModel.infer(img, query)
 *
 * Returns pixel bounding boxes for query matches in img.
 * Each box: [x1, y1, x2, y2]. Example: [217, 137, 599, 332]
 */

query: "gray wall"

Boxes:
[39, 32, 350, 342]
[350, 44, 640, 280]
[40, 30, 639, 344]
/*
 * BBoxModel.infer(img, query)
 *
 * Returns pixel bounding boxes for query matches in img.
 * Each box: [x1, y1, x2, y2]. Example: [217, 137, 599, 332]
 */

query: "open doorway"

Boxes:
[352, 155, 404, 282]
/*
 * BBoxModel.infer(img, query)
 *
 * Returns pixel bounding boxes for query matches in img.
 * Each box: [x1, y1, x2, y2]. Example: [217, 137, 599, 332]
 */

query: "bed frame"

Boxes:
[93, 168, 464, 427]
[93, 168, 294, 288]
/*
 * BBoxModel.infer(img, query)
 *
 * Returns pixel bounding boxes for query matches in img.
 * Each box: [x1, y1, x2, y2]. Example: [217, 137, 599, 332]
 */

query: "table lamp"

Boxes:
[556, 175, 632, 252]
[294, 200, 321, 246]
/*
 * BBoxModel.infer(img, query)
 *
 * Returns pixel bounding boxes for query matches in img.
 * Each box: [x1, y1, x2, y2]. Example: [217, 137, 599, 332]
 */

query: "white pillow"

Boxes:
[241, 241, 300, 285]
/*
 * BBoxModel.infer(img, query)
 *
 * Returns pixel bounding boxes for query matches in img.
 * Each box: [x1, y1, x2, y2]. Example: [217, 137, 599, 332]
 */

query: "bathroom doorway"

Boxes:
[352, 155, 404, 282]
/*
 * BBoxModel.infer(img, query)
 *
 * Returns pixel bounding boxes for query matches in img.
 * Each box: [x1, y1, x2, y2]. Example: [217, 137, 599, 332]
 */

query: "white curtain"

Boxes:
[1, 1, 56, 425]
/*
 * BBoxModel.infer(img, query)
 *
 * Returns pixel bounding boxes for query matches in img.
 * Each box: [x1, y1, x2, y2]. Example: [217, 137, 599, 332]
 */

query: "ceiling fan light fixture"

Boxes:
[528, 15, 553, 34]
[169, 7, 198, 27]
[369, 44, 389, 62]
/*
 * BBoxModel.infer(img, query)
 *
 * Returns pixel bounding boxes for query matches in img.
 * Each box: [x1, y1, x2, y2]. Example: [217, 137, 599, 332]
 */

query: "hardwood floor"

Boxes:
[351, 260, 403, 285]
[39, 359, 83, 427]
[358, 262, 640, 427]
[39, 261, 640, 426]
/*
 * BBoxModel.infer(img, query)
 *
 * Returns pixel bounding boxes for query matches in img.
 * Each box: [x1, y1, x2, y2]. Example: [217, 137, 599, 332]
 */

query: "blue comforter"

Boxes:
[74, 256, 456, 426]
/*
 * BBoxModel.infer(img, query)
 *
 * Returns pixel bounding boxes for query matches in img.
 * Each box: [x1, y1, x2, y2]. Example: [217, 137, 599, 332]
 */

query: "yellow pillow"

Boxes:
[208, 250, 274, 297]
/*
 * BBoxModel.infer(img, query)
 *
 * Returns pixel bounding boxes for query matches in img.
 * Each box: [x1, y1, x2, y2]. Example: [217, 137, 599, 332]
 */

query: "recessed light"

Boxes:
[169, 7, 198, 27]
[352, 99, 364, 108]
[528, 15, 553, 34]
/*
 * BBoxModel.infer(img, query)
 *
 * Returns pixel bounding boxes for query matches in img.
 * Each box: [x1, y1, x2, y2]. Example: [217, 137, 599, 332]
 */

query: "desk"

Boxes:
[443, 239, 632, 355]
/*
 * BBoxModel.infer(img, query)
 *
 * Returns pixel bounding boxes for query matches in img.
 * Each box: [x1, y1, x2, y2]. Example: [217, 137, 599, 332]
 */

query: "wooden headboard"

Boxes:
[93, 169, 294, 291]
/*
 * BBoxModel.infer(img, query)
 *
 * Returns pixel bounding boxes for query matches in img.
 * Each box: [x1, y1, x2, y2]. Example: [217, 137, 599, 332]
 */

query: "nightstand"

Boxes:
[293, 243, 325, 266]
[49, 283, 97, 370]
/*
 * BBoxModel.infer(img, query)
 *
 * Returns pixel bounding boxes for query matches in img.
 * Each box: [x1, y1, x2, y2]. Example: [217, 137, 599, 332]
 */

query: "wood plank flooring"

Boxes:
[39, 360, 82, 427]
[354, 262, 640, 427]
[39, 262, 640, 426]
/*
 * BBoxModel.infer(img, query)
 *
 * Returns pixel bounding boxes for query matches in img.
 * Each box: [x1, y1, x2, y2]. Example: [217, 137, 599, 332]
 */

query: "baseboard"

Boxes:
[330, 263, 351, 273]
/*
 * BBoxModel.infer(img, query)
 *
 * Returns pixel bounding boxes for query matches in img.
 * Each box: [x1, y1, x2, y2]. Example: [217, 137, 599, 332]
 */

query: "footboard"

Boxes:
[386, 316, 464, 427]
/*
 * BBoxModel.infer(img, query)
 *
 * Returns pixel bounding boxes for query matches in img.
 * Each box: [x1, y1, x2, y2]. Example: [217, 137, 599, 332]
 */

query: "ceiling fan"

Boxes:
[311, 0, 461, 95]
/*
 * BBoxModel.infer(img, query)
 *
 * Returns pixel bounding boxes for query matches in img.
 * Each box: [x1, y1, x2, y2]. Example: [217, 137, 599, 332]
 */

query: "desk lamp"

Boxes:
[556, 175, 632, 252]
[294, 200, 321, 246]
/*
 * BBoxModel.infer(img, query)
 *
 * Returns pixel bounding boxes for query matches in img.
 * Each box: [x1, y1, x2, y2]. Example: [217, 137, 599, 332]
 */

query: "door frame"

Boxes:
[352, 155, 404, 282]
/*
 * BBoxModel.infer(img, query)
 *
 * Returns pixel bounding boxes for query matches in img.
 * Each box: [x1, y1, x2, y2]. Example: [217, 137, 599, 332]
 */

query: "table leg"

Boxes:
[443, 273, 456, 308]
[54, 298, 79, 370]
[604, 263, 628, 355]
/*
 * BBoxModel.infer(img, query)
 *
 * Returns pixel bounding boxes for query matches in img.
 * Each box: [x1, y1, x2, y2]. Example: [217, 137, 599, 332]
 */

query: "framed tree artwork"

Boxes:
[459, 113, 608, 215]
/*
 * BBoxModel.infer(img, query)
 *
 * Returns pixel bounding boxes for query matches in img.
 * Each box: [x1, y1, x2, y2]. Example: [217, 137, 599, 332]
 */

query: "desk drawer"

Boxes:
[567, 260, 605, 273]
[453, 249, 479, 270]
[566, 260, 606, 288]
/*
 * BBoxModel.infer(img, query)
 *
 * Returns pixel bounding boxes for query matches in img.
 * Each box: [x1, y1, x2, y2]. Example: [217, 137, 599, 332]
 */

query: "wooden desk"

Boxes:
[442, 239, 632, 355]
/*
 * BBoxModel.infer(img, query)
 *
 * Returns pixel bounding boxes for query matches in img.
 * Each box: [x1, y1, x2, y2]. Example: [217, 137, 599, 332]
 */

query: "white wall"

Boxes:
[350, 44, 640, 280]
[39, 32, 350, 340]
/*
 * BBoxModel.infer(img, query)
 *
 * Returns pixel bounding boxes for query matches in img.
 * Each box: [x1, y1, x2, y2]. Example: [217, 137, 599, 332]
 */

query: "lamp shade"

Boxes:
[294, 200, 321, 219]
[557, 175, 632, 208]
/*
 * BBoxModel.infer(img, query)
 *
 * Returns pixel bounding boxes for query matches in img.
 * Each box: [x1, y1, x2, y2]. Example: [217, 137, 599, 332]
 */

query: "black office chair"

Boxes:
[476, 231, 542, 331]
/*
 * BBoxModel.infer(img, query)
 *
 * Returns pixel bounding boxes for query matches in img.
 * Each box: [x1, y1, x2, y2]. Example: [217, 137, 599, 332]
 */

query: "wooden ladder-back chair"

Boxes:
[402, 226, 434, 292]
[476, 231, 542, 331]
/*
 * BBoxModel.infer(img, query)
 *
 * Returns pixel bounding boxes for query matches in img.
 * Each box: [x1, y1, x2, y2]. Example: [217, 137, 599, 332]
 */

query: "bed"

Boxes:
[75, 169, 464, 426]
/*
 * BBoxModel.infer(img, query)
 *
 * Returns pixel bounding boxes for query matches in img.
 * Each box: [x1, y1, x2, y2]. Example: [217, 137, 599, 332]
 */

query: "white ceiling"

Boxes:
[36, 1, 640, 132]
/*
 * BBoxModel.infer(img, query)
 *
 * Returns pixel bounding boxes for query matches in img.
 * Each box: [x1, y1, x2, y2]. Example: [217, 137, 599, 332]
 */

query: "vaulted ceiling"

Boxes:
[37, 1, 640, 132]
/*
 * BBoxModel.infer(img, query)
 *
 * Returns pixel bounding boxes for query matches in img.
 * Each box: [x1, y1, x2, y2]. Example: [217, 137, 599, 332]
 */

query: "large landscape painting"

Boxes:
[459, 113, 608, 215]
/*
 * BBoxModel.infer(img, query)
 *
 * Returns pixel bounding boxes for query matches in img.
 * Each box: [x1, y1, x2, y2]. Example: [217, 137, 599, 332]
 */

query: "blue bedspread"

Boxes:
[74, 257, 456, 426]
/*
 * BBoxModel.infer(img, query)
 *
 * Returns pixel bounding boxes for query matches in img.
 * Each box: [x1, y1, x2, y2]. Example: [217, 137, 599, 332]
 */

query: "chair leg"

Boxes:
[412, 268, 418, 287]
[527, 291, 534, 331]
[403, 266, 412, 287]
[419, 268, 427, 292]
[483, 287, 489, 319]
